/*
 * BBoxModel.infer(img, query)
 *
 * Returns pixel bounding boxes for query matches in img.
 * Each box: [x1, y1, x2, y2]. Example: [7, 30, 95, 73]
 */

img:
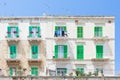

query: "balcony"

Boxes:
[91, 58, 110, 62]
[92, 36, 109, 42]
[28, 56, 42, 65]
[5, 54, 21, 65]
[52, 56, 70, 61]
[74, 59, 88, 65]
[6, 36, 20, 42]
[28, 36, 42, 42]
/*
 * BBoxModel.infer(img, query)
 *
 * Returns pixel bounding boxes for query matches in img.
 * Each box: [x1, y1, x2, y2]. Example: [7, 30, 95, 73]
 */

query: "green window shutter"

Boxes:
[63, 26, 67, 31]
[37, 26, 41, 37]
[77, 68, 84, 73]
[16, 26, 19, 37]
[7, 27, 11, 38]
[94, 27, 103, 37]
[9, 67, 13, 76]
[31, 67, 38, 76]
[76, 68, 84, 76]
[31, 45, 38, 59]
[96, 45, 103, 58]
[35, 45, 38, 58]
[29, 26, 32, 37]
[64, 68, 67, 75]
[95, 68, 99, 75]
[55, 26, 58, 31]
[100, 27, 102, 37]
[55, 45, 58, 58]
[94, 27, 97, 37]
[77, 45, 84, 60]
[31, 45, 34, 58]
[77, 27, 83, 38]
[64, 45, 67, 58]
[10, 45, 16, 59]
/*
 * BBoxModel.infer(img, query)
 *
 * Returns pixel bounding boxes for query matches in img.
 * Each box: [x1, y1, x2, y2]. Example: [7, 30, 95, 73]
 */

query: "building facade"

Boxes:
[0, 16, 115, 76]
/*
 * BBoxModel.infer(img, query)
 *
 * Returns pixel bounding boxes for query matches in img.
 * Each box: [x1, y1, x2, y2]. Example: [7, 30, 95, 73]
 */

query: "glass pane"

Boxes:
[58, 45, 64, 58]
[11, 27, 17, 38]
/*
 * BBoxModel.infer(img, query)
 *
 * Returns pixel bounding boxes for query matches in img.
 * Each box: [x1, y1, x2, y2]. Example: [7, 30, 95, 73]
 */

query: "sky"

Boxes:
[0, 0, 120, 75]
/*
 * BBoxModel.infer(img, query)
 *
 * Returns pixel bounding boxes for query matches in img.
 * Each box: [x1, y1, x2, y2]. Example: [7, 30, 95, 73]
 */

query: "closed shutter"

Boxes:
[9, 67, 13, 76]
[16, 26, 19, 37]
[8, 27, 11, 38]
[64, 68, 67, 74]
[55, 45, 58, 58]
[96, 45, 103, 58]
[64, 45, 67, 58]
[77, 27, 83, 38]
[77, 45, 84, 60]
[94, 27, 102, 37]
[29, 26, 32, 37]
[77, 68, 84, 74]
[31, 67, 38, 76]
[31, 45, 38, 59]
[10, 45, 16, 59]
[37, 26, 41, 37]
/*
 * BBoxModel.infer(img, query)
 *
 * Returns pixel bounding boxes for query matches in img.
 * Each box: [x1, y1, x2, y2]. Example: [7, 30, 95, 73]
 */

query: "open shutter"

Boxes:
[16, 26, 19, 37]
[37, 26, 41, 37]
[64, 45, 67, 58]
[77, 27, 83, 38]
[9, 67, 13, 76]
[8, 27, 11, 38]
[55, 26, 58, 31]
[29, 26, 32, 37]
[55, 45, 58, 58]
[63, 26, 67, 31]
[100, 27, 102, 37]
[77, 45, 84, 60]
[94, 27, 97, 37]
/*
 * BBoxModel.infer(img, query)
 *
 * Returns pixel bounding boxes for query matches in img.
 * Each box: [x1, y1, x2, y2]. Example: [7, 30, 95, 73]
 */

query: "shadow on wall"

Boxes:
[104, 41, 113, 58]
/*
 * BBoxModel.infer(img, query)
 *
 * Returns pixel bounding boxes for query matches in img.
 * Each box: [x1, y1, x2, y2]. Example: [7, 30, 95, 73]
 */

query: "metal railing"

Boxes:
[0, 76, 120, 80]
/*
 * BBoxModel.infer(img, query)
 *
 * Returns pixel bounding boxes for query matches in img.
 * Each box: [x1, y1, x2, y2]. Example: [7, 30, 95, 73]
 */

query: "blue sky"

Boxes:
[0, 0, 120, 75]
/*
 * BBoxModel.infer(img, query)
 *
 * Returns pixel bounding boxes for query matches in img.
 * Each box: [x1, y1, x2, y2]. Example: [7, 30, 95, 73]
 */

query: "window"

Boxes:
[31, 67, 38, 76]
[9, 45, 17, 59]
[29, 26, 41, 38]
[94, 27, 102, 37]
[76, 67, 84, 76]
[77, 27, 83, 38]
[54, 26, 67, 37]
[95, 68, 103, 75]
[57, 68, 67, 76]
[7, 26, 19, 38]
[31, 45, 38, 59]
[96, 45, 103, 58]
[54, 45, 67, 58]
[77, 45, 84, 60]
[9, 67, 17, 76]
